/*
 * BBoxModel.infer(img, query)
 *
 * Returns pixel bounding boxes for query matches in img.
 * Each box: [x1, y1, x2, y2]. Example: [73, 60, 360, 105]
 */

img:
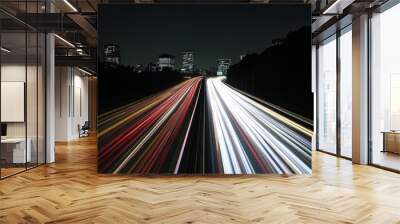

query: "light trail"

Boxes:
[206, 76, 312, 174]
[98, 76, 312, 175]
[98, 77, 203, 174]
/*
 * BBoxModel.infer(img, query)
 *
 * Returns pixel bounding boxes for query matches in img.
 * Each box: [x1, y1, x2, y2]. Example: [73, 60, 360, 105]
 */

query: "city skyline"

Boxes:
[99, 4, 308, 70]
[105, 45, 242, 73]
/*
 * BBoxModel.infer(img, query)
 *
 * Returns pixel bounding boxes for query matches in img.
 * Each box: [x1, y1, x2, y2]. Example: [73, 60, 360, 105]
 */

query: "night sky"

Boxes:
[98, 4, 310, 70]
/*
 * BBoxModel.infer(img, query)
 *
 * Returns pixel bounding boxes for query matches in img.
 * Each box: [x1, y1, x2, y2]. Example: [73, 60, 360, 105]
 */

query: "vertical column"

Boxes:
[312, 45, 317, 150]
[352, 14, 369, 164]
[54, 67, 72, 141]
[46, 0, 55, 163]
[336, 30, 341, 157]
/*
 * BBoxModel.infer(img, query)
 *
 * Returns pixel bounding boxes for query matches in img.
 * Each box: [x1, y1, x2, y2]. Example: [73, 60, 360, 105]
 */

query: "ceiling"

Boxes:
[1, 0, 387, 73]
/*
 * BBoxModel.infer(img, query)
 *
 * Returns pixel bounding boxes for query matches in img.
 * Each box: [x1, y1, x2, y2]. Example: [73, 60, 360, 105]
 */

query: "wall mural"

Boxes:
[98, 4, 313, 175]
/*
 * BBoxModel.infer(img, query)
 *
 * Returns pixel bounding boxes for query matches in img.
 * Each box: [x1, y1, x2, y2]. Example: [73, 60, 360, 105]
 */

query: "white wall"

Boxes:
[1, 65, 28, 140]
[55, 66, 69, 141]
[72, 72, 89, 138]
[1, 64, 40, 137]
[1, 63, 46, 164]
[55, 67, 89, 141]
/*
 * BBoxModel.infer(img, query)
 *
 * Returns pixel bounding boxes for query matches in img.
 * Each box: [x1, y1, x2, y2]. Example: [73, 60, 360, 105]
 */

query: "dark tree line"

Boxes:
[226, 26, 313, 120]
[98, 63, 184, 114]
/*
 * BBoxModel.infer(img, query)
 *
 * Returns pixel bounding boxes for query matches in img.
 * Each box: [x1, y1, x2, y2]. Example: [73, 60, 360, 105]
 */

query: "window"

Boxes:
[339, 27, 352, 158]
[317, 35, 337, 154]
[370, 2, 400, 171]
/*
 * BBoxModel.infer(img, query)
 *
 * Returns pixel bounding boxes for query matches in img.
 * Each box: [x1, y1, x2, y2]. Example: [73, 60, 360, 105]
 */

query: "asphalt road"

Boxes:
[98, 76, 312, 175]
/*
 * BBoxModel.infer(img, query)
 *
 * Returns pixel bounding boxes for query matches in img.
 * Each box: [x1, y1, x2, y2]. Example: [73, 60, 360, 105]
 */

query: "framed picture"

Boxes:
[98, 4, 312, 175]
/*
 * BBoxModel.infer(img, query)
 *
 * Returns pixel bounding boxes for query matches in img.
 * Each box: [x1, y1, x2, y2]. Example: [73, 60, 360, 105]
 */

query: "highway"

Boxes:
[98, 76, 312, 175]
[98, 77, 204, 174]
[206, 76, 312, 174]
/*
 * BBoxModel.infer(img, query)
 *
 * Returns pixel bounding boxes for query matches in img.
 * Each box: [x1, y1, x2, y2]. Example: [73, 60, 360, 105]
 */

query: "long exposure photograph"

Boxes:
[97, 4, 313, 175]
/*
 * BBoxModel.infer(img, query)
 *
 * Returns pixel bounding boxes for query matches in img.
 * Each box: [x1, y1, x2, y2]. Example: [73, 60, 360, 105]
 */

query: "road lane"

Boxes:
[98, 77, 203, 174]
[98, 75, 312, 175]
[206, 76, 312, 174]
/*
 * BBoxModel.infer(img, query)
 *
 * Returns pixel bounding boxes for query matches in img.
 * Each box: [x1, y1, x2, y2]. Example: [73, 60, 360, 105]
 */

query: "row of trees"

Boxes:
[98, 64, 184, 114]
[226, 26, 313, 120]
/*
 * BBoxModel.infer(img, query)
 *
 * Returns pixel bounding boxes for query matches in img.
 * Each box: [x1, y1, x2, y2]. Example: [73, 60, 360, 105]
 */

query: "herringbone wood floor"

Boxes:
[1, 136, 400, 224]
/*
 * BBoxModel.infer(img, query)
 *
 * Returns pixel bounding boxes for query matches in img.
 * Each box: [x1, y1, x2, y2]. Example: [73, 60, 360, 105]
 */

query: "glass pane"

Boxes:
[27, 31, 38, 169]
[0, 1, 46, 178]
[318, 36, 337, 154]
[339, 29, 352, 158]
[1, 31, 27, 177]
[371, 4, 400, 171]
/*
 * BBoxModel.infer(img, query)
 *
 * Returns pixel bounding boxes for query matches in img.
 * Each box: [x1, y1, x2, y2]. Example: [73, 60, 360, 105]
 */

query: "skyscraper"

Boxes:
[133, 64, 144, 73]
[103, 44, 121, 65]
[158, 54, 175, 71]
[217, 58, 232, 76]
[147, 62, 158, 72]
[181, 51, 194, 73]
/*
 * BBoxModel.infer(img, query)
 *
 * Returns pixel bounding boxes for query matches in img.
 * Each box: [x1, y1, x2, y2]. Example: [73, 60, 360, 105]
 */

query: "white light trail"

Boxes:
[206, 76, 312, 174]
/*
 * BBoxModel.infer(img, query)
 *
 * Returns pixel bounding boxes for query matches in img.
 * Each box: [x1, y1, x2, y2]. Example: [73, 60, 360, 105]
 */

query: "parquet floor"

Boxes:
[1, 135, 400, 224]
